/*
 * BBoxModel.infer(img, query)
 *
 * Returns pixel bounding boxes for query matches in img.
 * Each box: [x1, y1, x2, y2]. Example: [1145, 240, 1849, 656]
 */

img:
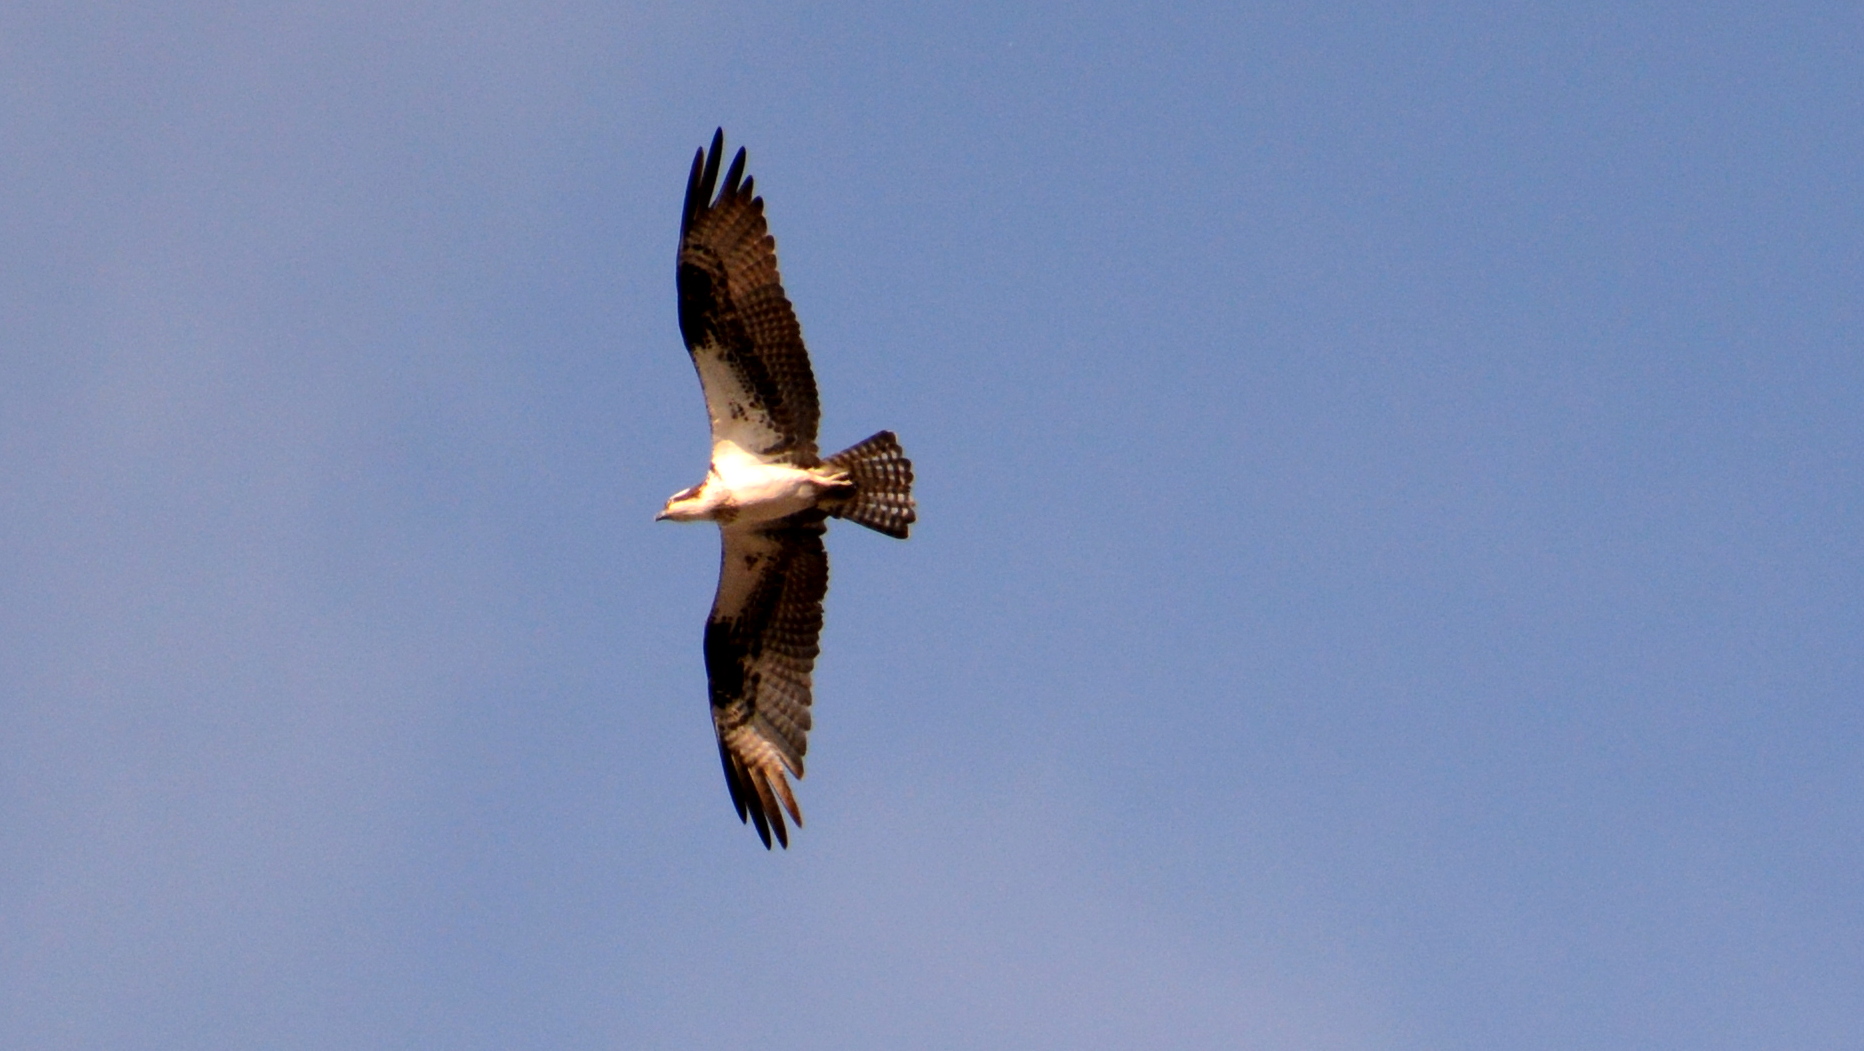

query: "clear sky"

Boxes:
[1, 2, 1859, 1048]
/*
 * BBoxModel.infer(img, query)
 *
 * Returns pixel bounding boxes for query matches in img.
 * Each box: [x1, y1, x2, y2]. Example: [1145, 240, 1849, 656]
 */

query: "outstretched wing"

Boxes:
[678, 129, 821, 463]
[705, 514, 827, 848]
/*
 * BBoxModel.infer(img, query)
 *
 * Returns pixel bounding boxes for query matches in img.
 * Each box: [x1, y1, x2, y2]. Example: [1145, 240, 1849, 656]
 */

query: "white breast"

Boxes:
[713, 440, 819, 523]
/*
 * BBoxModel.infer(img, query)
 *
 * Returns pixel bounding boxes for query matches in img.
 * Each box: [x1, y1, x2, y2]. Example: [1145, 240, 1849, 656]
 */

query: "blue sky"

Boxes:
[1, 2, 1859, 1048]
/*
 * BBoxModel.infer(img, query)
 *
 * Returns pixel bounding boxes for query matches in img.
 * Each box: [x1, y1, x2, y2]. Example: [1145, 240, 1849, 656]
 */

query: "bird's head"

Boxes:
[656, 481, 717, 522]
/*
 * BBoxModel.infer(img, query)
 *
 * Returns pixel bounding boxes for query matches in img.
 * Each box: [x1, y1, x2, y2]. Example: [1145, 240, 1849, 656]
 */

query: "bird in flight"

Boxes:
[658, 130, 916, 848]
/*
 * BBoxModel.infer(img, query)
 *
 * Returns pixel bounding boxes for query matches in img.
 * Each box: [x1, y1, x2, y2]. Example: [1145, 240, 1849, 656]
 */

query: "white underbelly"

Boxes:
[717, 457, 818, 523]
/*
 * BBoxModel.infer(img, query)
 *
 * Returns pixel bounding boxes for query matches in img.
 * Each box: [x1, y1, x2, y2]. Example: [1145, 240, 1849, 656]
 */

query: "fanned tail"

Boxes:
[823, 431, 916, 539]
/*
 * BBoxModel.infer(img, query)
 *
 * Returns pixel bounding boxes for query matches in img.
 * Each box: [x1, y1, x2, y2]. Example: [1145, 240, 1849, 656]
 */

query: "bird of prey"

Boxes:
[657, 130, 915, 849]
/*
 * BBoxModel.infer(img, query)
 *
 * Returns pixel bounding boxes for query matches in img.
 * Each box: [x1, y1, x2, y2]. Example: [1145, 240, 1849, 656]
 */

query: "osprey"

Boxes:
[658, 130, 915, 848]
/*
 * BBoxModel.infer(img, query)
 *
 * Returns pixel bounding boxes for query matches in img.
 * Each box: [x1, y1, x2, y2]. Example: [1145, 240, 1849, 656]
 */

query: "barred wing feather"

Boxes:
[705, 514, 827, 848]
[677, 129, 821, 463]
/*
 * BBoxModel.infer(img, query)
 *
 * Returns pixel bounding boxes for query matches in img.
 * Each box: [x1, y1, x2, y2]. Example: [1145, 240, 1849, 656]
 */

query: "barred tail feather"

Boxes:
[824, 431, 916, 539]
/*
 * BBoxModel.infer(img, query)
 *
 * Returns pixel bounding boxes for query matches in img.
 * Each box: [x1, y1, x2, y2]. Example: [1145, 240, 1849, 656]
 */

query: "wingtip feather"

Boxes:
[748, 767, 791, 849]
[772, 772, 802, 827]
[723, 146, 748, 200]
[681, 147, 705, 238]
[747, 804, 774, 849]
[717, 738, 750, 823]
[720, 734, 807, 850]
[697, 130, 724, 210]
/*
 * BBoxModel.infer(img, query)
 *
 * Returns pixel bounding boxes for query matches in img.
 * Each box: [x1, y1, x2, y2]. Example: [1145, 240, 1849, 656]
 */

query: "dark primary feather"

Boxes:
[677, 129, 821, 461]
[705, 513, 828, 849]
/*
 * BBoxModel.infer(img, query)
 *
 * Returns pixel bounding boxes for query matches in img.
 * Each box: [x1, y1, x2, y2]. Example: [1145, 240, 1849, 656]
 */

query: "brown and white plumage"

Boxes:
[677, 129, 819, 462]
[659, 130, 916, 848]
[707, 517, 825, 847]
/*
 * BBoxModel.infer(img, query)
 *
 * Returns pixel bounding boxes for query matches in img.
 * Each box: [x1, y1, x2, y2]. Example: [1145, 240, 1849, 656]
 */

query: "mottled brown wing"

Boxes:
[678, 129, 821, 463]
[705, 513, 828, 848]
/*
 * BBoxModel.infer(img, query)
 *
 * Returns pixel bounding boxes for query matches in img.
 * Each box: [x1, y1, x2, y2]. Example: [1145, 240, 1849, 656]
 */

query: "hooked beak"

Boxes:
[654, 508, 672, 522]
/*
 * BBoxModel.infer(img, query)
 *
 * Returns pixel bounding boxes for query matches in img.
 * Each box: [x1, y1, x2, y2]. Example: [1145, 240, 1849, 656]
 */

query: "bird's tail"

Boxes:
[822, 431, 916, 539]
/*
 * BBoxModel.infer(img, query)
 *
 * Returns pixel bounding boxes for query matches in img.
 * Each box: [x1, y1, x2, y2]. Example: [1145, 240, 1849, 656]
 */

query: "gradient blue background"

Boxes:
[2, 3, 1859, 1048]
